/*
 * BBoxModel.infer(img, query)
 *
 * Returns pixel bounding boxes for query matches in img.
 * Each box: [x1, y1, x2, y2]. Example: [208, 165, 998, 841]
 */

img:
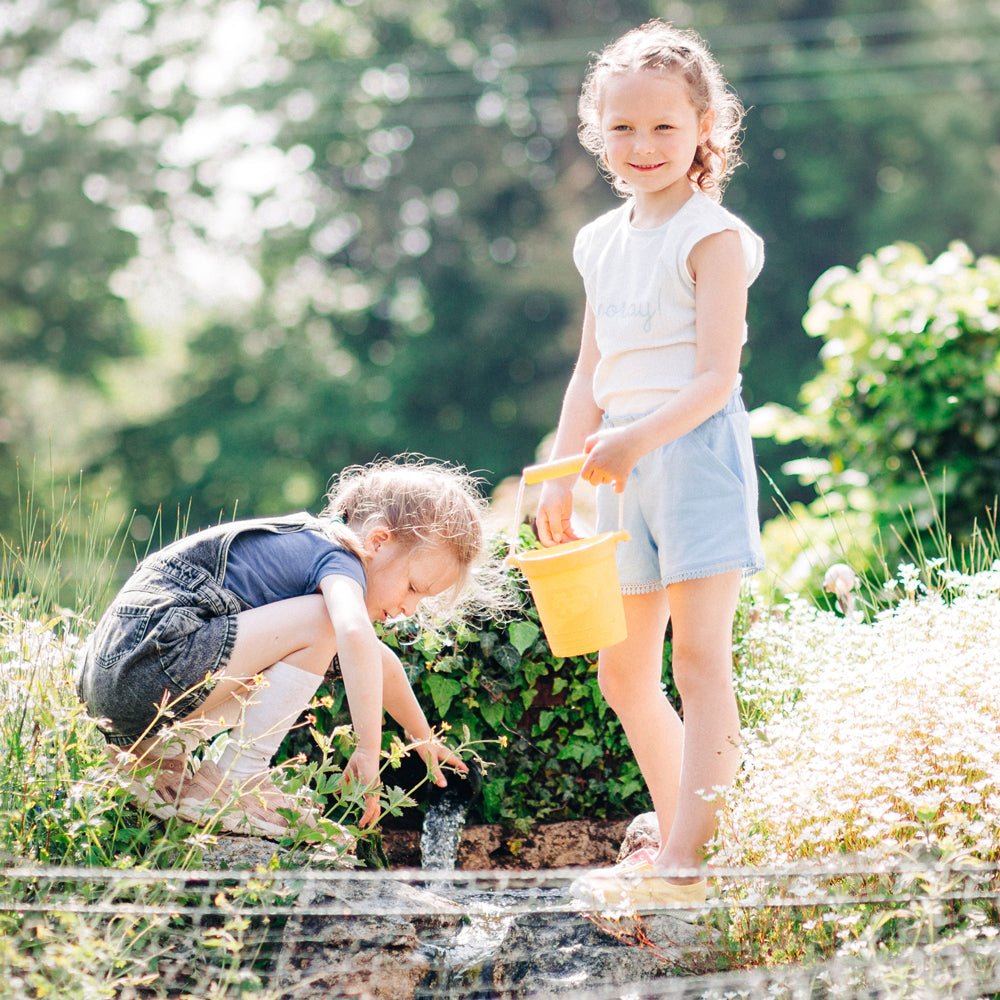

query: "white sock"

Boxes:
[150, 691, 257, 759]
[215, 660, 322, 784]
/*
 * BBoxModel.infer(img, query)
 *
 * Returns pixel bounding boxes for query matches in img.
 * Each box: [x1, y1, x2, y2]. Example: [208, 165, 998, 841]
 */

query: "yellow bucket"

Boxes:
[506, 454, 629, 658]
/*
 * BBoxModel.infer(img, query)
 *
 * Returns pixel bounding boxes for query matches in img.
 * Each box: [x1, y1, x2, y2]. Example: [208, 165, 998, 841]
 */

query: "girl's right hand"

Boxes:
[343, 747, 382, 827]
[535, 482, 578, 547]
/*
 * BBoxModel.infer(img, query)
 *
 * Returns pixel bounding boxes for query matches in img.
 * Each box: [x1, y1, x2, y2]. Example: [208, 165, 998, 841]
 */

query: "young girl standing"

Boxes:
[79, 456, 501, 839]
[536, 21, 764, 906]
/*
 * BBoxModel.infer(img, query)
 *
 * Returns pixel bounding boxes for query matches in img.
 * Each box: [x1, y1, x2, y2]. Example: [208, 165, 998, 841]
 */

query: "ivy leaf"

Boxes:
[480, 699, 505, 729]
[508, 620, 540, 655]
[423, 673, 463, 718]
[494, 643, 521, 674]
[481, 779, 507, 823]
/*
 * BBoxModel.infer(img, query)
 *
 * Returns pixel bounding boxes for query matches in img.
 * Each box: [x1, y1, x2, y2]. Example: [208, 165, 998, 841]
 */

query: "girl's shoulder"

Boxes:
[573, 201, 629, 270]
[577, 200, 629, 240]
[681, 192, 757, 234]
[678, 193, 765, 283]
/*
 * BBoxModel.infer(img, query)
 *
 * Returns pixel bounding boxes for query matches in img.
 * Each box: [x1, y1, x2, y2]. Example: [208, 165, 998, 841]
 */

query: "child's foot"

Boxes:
[615, 846, 659, 868]
[174, 760, 288, 837]
[106, 745, 190, 821]
[570, 859, 708, 912]
[174, 760, 318, 839]
[239, 771, 322, 829]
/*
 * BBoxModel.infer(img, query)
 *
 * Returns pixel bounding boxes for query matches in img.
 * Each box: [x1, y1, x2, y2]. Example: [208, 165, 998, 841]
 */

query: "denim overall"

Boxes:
[77, 513, 328, 746]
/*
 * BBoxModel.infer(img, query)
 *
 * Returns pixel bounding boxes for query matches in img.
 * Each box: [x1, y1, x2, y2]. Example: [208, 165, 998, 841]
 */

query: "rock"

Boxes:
[380, 828, 422, 868]
[382, 819, 631, 871]
[455, 824, 506, 868]
[199, 833, 357, 871]
[489, 906, 715, 994]
[482, 819, 630, 870]
[272, 877, 462, 999]
[617, 812, 660, 862]
[200, 819, 718, 997]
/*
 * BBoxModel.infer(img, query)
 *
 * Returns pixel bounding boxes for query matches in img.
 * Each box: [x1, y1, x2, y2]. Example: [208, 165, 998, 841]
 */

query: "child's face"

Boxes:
[599, 68, 712, 205]
[363, 529, 461, 623]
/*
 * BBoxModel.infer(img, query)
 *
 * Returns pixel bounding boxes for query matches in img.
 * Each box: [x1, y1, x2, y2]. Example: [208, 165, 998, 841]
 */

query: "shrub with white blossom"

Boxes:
[716, 561, 1000, 868]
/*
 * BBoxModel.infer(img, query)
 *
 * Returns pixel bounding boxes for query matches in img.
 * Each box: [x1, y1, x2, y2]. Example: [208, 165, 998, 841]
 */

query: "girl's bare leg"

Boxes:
[189, 595, 336, 720]
[126, 596, 338, 826]
[597, 589, 682, 853]
[657, 570, 743, 875]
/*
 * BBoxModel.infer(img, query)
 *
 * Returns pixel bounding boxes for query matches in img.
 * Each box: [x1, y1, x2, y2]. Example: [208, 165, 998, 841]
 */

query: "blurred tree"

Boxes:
[100, 0, 612, 525]
[718, 0, 1000, 500]
[2, 0, 998, 546]
[0, 3, 142, 526]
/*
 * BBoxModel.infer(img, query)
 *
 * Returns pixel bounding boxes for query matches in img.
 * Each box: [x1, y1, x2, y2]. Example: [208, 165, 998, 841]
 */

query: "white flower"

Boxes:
[717, 566, 1000, 869]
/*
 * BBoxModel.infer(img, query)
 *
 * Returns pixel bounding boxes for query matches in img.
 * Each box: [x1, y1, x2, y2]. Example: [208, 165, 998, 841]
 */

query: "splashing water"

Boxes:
[420, 788, 470, 871]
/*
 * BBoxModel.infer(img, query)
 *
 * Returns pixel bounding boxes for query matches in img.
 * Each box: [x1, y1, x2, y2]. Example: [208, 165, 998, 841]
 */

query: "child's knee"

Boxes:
[597, 654, 639, 710]
[670, 642, 732, 700]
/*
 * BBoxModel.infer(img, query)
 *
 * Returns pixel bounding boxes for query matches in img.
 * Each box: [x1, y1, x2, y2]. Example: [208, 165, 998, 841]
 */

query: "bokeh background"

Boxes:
[2, 0, 998, 560]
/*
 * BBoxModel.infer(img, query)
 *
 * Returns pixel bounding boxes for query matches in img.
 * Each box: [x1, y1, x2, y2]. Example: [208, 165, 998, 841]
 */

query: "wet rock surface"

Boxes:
[272, 877, 463, 999]
[201, 817, 714, 998]
[269, 874, 713, 999]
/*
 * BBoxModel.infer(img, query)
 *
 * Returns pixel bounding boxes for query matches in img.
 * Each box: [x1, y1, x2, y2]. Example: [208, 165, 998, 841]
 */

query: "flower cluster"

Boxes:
[715, 564, 1000, 868]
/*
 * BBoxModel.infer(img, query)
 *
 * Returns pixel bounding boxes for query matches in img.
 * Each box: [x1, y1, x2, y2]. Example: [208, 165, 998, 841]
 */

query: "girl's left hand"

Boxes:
[581, 425, 643, 493]
[411, 736, 469, 788]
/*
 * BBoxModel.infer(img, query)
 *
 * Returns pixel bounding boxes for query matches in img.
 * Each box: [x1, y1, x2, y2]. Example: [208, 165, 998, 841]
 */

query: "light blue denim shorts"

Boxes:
[595, 393, 765, 594]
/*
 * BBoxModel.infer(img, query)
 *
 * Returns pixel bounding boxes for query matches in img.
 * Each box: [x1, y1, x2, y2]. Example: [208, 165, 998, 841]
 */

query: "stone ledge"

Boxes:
[382, 817, 632, 870]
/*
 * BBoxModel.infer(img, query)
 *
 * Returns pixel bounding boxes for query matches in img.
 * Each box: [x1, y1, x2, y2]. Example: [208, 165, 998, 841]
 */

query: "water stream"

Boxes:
[419, 788, 470, 871]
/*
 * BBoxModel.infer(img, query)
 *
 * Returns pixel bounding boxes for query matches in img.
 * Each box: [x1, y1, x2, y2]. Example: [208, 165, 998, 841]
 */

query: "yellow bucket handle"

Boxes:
[509, 452, 625, 557]
[522, 453, 587, 485]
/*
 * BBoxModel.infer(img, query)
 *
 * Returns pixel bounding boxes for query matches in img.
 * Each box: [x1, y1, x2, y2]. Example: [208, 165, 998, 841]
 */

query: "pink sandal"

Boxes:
[174, 761, 319, 839]
[107, 746, 190, 821]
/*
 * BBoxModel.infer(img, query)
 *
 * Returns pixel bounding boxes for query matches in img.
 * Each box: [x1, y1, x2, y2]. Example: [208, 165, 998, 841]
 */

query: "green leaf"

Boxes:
[494, 643, 521, 674]
[508, 620, 540, 655]
[481, 779, 507, 823]
[423, 673, 463, 718]
[480, 699, 505, 729]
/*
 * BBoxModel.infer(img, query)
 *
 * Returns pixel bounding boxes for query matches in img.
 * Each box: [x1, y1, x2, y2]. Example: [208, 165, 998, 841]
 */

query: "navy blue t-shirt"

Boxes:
[223, 529, 367, 609]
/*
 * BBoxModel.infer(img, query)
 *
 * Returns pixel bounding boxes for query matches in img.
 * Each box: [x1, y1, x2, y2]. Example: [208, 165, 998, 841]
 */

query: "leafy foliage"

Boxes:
[754, 242, 1000, 584]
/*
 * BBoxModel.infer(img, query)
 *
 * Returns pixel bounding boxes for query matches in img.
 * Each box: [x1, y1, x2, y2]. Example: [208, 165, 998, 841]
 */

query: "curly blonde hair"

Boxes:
[578, 20, 745, 201]
[321, 454, 514, 627]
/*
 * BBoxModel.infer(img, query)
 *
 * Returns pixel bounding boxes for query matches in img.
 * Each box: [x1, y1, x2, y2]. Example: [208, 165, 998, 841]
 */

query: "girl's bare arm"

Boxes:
[536, 304, 603, 545]
[319, 574, 384, 825]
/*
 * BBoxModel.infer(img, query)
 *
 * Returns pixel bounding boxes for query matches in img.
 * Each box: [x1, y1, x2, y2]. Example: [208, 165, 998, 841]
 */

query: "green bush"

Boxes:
[755, 241, 1000, 585]
[303, 529, 692, 832]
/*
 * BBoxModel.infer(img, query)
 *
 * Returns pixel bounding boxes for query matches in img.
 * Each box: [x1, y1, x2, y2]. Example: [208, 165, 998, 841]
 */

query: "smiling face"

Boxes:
[362, 528, 462, 623]
[599, 68, 713, 222]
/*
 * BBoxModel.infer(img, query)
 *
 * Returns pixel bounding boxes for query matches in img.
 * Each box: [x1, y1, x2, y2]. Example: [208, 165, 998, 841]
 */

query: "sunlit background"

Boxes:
[2, 0, 998, 552]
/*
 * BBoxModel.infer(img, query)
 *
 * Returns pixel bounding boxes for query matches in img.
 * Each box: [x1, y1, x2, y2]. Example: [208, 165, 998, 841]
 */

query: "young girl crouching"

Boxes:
[77, 456, 508, 839]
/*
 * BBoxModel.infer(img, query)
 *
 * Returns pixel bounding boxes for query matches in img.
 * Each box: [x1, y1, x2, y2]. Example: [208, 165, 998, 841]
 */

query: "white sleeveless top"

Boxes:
[573, 191, 764, 417]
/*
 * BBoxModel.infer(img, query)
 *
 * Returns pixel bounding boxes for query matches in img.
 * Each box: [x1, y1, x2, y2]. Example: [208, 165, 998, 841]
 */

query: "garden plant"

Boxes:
[755, 241, 1000, 597]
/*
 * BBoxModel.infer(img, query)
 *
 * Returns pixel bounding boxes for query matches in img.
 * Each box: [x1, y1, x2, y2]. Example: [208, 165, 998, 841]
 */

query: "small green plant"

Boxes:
[754, 241, 1000, 593]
